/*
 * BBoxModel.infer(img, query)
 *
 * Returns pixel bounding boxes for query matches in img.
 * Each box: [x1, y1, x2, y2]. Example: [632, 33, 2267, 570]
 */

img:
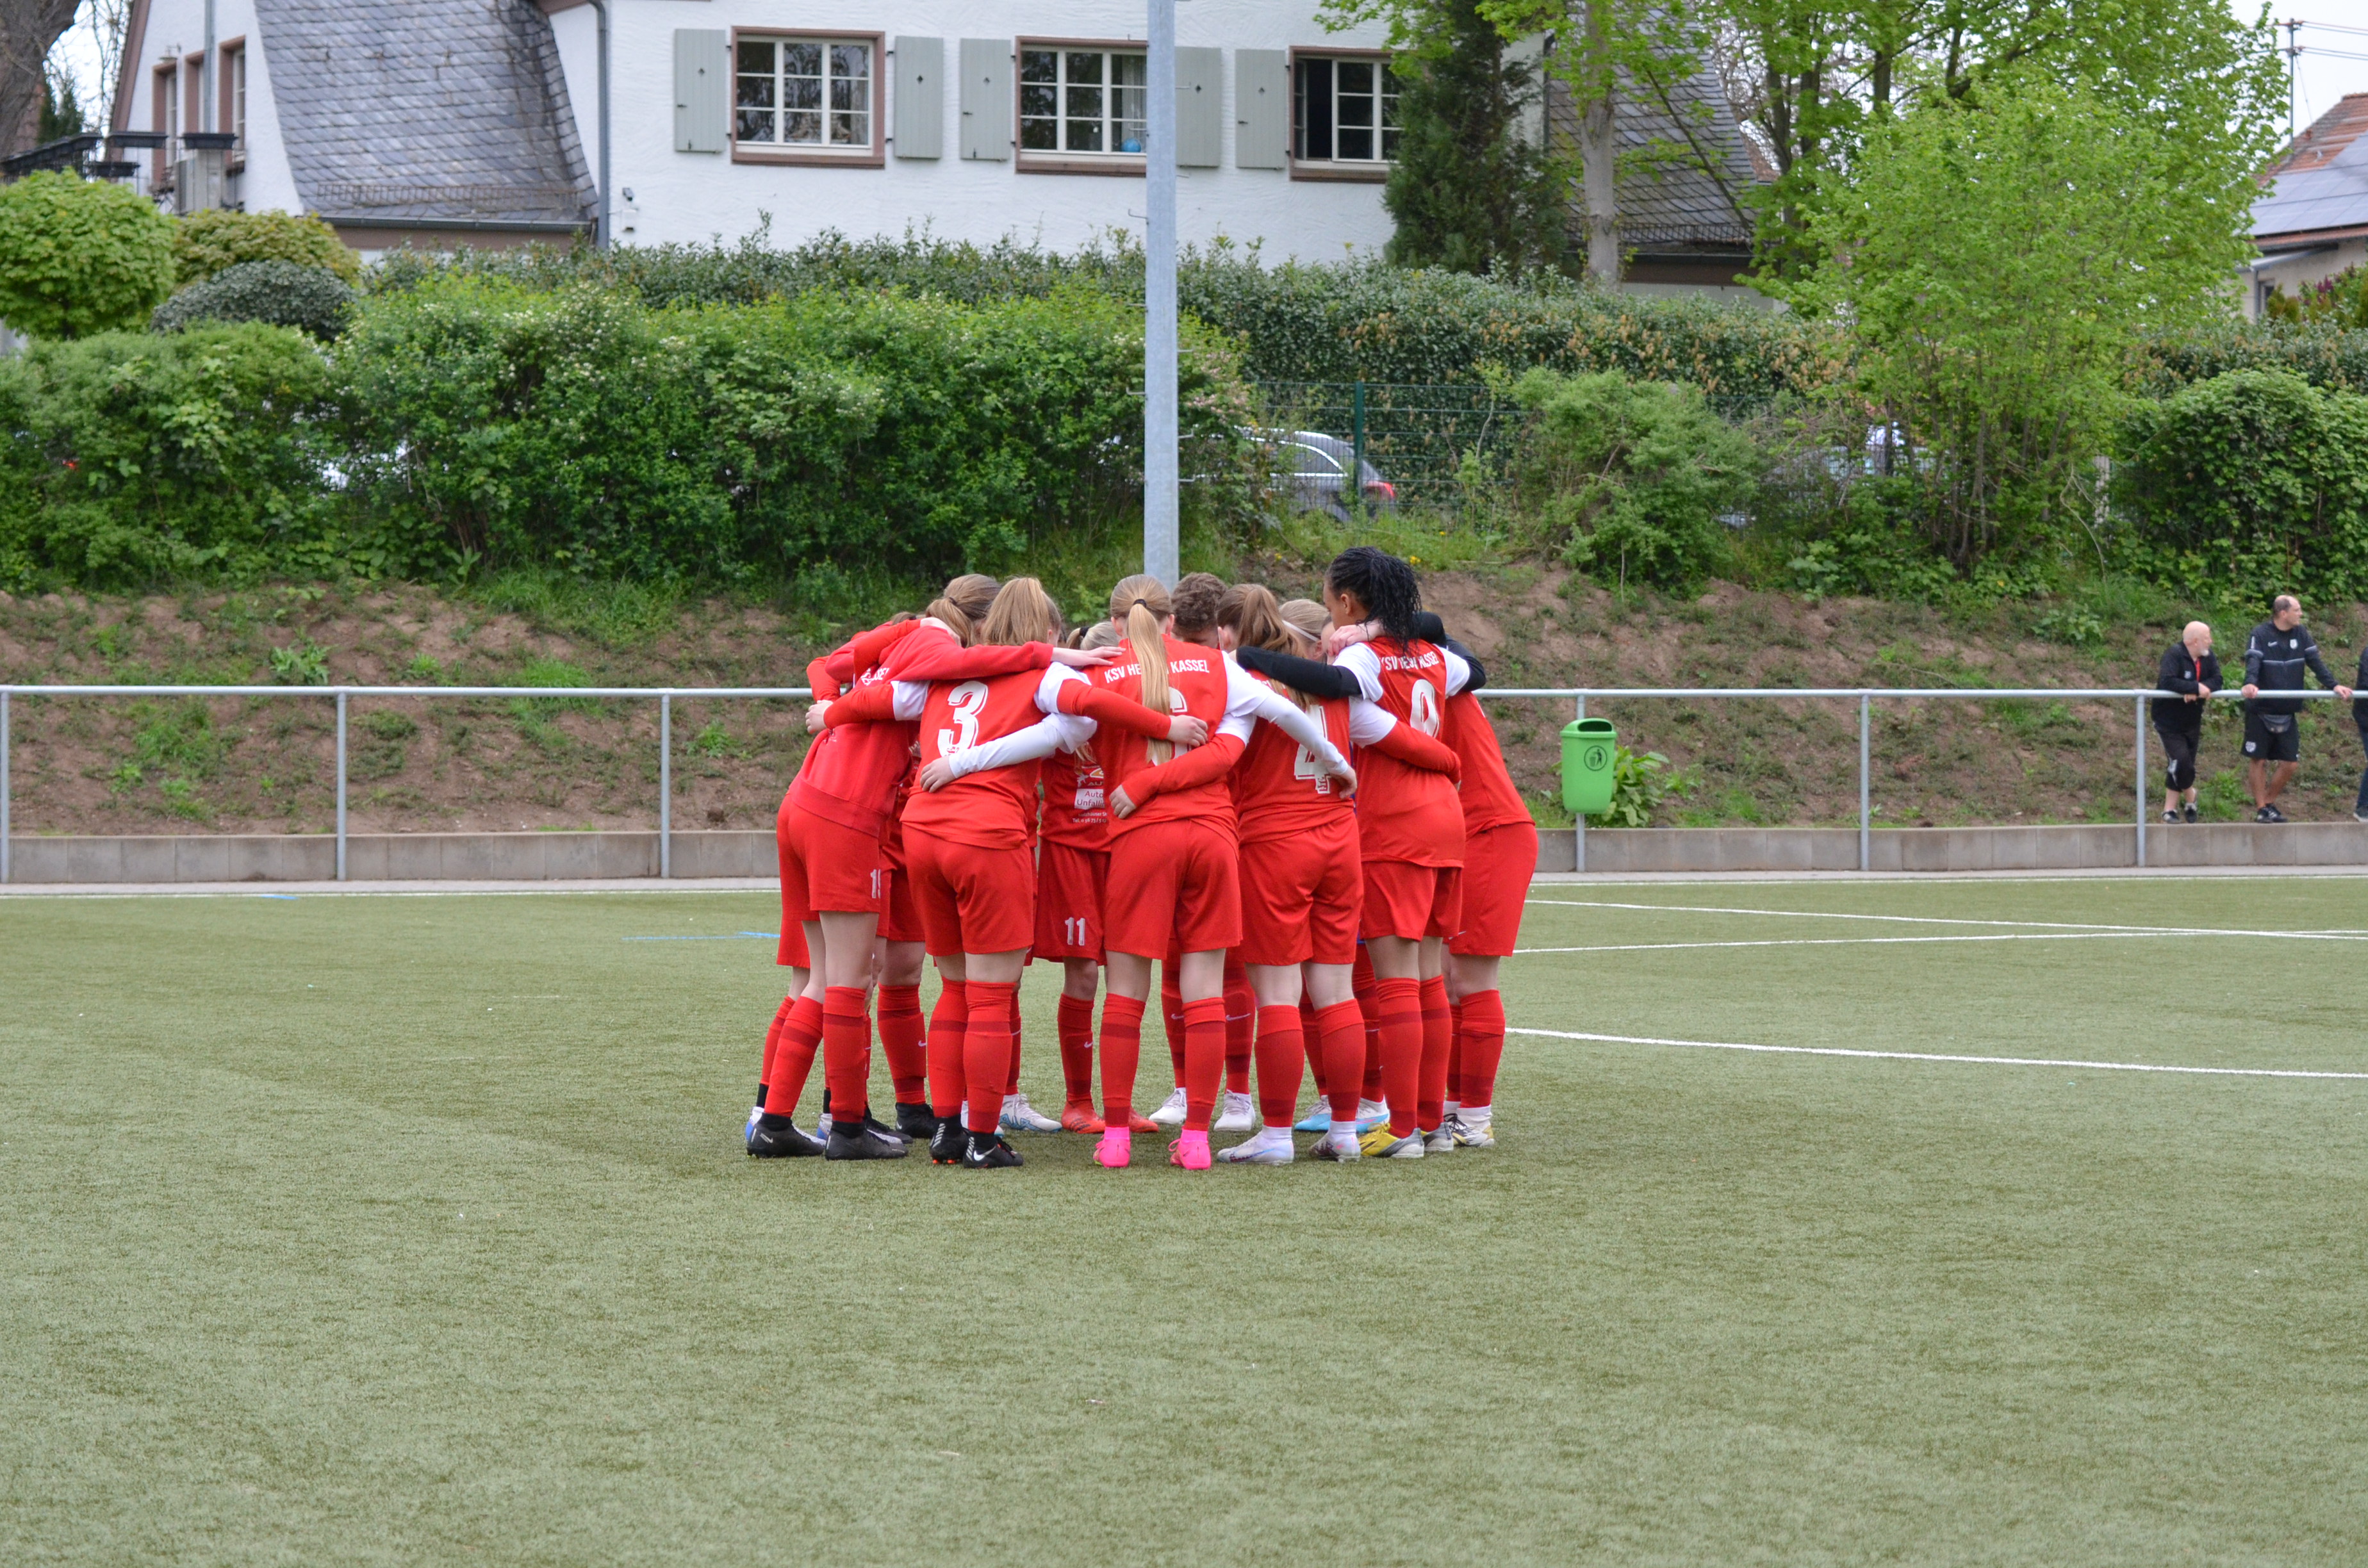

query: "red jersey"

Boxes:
[1231, 686, 1355, 845]
[1338, 639, 1467, 867]
[900, 666, 1080, 851]
[1088, 635, 1240, 840]
[793, 623, 1049, 840]
[1041, 746, 1111, 850]
[1445, 690, 1529, 834]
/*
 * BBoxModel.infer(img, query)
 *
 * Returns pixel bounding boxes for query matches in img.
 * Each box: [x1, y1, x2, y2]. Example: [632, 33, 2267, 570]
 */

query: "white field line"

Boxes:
[1509, 1026, 2368, 1081]
[1511, 930, 2283, 955]
[1524, 897, 2368, 942]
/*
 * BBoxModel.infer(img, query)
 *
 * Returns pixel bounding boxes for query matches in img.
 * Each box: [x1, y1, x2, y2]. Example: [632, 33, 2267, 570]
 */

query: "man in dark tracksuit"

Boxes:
[2353, 645, 2368, 822]
[2240, 596, 2354, 822]
[2152, 621, 2219, 823]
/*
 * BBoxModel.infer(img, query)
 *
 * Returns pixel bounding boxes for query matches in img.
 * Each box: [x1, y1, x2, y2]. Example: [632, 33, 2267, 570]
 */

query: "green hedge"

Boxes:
[0, 279, 1251, 591]
[2131, 321, 2368, 396]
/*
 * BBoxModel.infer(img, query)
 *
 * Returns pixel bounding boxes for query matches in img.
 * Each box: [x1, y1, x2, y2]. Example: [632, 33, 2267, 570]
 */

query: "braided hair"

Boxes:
[1324, 546, 1422, 644]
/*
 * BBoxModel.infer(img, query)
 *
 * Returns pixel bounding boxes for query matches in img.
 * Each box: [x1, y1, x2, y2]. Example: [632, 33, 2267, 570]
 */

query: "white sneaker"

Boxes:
[1311, 1128, 1362, 1162]
[1453, 1106, 1497, 1148]
[1423, 1125, 1456, 1154]
[1000, 1093, 1062, 1134]
[1216, 1126, 1295, 1164]
[1149, 1086, 1189, 1126]
[1212, 1090, 1258, 1133]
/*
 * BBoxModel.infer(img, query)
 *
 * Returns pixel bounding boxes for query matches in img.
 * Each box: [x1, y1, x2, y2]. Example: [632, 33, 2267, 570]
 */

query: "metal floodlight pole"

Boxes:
[1857, 692, 1871, 872]
[659, 693, 672, 880]
[1142, 0, 1180, 585]
[334, 690, 348, 883]
[588, 0, 613, 247]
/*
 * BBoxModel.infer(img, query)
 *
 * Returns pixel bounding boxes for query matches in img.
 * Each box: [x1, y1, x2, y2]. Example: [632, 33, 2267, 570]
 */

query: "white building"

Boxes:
[111, 0, 1399, 260]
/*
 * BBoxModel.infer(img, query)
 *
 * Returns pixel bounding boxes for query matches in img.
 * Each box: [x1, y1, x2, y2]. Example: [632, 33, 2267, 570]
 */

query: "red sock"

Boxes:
[1057, 993, 1096, 1104]
[878, 984, 926, 1106]
[1447, 999, 1467, 1104]
[1181, 995, 1228, 1131]
[1315, 1000, 1366, 1123]
[762, 994, 825, 1117]
[1373, 977, 1423, 1137]
[1099, 994, 1146, 1129]
[1005, 1018, 1024, 1100]
[756, 993, 795, 1105]
[1298, 993, 1324, 1102]
[1223, 960, 1254, 1095]
[964, 981, 1017, 1134]
[1162, 970, 1186, 1088]
[927, 979, 968, 1118]
[1252, 1004, 1305, 1129]
[822, 986, 871, 1124]
[1459, 989, 1507, 1109]
[1354, 948, 1384, 1102]
[1417, 975, 1452, 1132]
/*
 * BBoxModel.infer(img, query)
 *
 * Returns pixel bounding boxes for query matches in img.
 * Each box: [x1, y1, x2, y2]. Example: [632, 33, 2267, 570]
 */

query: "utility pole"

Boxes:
[1143, 0, 1180, 585]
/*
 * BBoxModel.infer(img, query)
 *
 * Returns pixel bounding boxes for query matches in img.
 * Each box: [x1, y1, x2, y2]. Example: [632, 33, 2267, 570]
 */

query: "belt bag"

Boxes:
[2259, 711, 2295, 734]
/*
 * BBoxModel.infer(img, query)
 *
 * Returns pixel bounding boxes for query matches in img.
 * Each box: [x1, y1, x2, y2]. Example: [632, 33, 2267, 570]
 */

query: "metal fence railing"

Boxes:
[1254, 381, 1517, 508]
[0, 684, 2353, 883]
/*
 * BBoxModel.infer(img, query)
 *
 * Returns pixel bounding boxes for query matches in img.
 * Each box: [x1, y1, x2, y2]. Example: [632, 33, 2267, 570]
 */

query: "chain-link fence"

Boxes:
[1252, 381, 1520, 516]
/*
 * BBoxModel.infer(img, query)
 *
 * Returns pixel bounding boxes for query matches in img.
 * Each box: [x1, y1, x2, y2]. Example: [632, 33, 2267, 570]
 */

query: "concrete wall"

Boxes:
[7, 824, 2365, 884]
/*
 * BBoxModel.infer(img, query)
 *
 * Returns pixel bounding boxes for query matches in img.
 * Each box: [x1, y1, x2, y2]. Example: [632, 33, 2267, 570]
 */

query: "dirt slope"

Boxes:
[1, 575, 2361, 838]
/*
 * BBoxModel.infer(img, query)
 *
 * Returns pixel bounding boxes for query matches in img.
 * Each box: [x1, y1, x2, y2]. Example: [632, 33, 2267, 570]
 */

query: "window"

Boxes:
[734, 35, 874, 152]
[154, 63, 177, 183]
[222, 41, 245, 165]
[1020, 47, 1147, 158]
[1294, 54, 1398, 165]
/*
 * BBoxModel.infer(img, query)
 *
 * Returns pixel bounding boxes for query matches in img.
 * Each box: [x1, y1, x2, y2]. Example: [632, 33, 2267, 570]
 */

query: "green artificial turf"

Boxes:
[4, 878, 2367, 1565]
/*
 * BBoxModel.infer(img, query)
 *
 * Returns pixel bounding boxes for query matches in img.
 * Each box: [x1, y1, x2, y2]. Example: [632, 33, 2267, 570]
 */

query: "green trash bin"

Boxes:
[1561, 717, 1617, 816]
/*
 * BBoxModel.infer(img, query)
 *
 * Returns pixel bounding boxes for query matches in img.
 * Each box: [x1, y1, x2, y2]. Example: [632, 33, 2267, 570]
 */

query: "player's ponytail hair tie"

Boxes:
[1109, 573, 1176, 764]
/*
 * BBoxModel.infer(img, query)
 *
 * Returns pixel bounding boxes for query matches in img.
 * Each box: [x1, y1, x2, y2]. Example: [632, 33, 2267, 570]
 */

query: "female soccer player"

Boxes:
[1065, 575, 1356, 1170]
[1213, 584, 1463, 1163]
[1439, 669, 1538, 1149]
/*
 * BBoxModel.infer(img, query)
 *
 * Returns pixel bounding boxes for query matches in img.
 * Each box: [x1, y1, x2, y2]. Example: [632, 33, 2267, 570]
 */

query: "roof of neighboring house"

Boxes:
[252, 0, 593, 227]
[1547, 53, 1765, 252]
[2253, 94, 2368, 247]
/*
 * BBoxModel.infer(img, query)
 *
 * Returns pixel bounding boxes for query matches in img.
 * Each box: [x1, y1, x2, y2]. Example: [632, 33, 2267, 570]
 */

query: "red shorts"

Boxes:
[1451, 820, 1540, 957]
[878, 865, 924, 944]
[1106, 819, 1242, 958]
[1360, 860, 1463, 942]
[905, 826, 1037, 957]
[1033, 841, 1108, 961]
[1238, 817, 1361, 967]
[777, 797, 880, 966]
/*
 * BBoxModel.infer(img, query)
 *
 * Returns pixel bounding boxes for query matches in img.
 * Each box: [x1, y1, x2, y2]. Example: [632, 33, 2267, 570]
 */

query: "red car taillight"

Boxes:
[1365, 480, 1397, 500]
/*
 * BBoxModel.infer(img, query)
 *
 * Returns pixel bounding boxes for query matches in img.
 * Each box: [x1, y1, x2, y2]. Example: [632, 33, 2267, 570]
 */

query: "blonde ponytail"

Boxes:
[980, 576, 1060, 646]
[924, 573, 999, 647]
[1108, 573, 1174, 764]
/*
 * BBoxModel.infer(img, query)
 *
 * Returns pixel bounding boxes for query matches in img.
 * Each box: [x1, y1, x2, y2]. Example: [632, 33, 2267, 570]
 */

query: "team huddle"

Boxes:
[743, 546, 1542, 1170]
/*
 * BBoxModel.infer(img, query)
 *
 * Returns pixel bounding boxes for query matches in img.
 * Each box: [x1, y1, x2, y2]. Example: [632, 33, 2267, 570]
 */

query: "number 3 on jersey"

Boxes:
[1408, 676, 1442, 737]
[937, 680, 989, 756]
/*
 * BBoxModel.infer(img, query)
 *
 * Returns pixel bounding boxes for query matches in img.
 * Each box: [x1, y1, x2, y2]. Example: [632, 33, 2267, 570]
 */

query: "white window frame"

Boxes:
[1290, 49, 1399, 182]
[730, 30, 885, 167]
[1017, 40, 1148, 174]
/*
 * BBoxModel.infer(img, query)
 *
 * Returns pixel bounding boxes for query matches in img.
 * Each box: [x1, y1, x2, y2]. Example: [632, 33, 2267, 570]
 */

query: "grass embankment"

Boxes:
[1, 560, 2361, 835]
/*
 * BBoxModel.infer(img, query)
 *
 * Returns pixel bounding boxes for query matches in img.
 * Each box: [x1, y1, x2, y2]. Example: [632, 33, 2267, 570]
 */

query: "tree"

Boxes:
[1381, 0, 1567, 275]
[1772, 70, 2255, 568]
[0, 0, 82, 159]
[0, 170, 177, 338]
[1716, 0, 2285, 279]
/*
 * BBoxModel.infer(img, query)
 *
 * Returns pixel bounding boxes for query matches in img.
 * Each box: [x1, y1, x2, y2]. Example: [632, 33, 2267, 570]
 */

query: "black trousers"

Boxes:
[2156, 726, 2199, 792]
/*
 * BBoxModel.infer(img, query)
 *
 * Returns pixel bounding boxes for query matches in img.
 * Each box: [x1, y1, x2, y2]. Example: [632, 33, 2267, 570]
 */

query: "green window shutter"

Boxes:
[894, 37, 944, 158]
[1176, 47, 1222, 168]
[958, 38, 1011, 161]
[673, 29, 727, 153]
[1234, 48, 1286, 169]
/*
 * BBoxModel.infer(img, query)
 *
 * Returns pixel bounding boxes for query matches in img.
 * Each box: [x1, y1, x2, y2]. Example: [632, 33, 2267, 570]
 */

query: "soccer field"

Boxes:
[5, 877, 2367, 1565]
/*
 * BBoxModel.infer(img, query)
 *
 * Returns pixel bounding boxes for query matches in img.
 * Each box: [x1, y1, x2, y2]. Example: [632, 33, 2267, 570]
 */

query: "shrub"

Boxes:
[1510, 368, 1756, 589]
[2134, 320, 2368, 397]
[2114, 368, 2368, 605]
[174, 209, 361, 287]
[0, 171, 177, 339]
[152, 260, 358, 340]
[0, 323, 343, 587]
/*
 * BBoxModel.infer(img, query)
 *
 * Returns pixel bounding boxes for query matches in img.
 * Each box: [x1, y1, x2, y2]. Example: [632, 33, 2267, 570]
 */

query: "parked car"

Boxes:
[1256, 429, 1398, 523]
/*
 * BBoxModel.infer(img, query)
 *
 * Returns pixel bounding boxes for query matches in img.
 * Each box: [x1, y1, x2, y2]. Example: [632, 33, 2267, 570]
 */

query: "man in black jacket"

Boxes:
[2241, 596, 2353, 822]
[2151, 621, 2219, 824]
[2354, 644, 2368, 823]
